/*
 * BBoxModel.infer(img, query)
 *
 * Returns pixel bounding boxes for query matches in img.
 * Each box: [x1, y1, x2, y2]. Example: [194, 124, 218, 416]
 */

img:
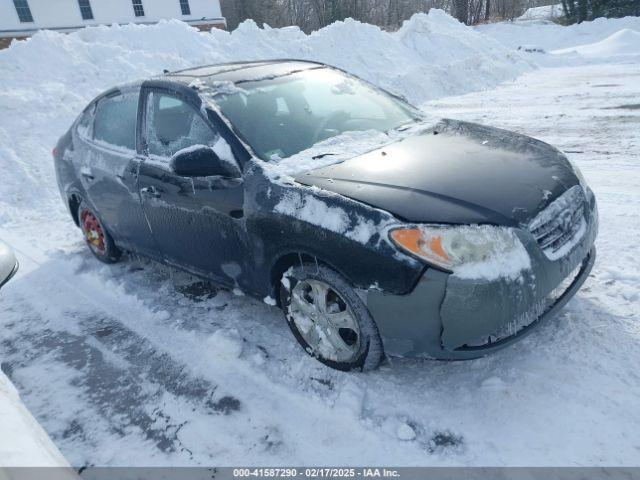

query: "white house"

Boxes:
[0, 0, 225, 46]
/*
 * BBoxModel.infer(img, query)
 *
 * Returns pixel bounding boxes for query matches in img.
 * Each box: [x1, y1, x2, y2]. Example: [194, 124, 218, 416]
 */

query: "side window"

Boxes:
[93, 92, 139, 151]
[145, 92, 218, 158]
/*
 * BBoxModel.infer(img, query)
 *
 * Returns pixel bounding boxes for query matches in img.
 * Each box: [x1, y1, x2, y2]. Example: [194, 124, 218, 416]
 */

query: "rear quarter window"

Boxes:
[76, 104, 95, 139]
[93, 91, 139, 151]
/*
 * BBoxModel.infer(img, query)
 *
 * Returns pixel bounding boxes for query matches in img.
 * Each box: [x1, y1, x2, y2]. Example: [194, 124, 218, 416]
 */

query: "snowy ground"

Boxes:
[1, 14, 640, 467]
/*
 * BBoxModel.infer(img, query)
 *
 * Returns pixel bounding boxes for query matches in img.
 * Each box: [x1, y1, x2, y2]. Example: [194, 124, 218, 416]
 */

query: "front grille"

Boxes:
[529, 185, 586, 260]
[463, 262, 583, 348]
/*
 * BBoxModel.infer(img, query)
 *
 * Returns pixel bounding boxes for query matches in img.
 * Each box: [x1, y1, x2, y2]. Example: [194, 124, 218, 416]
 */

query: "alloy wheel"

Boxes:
[289, 278, 361, 362]
[80, 208, 106, 256]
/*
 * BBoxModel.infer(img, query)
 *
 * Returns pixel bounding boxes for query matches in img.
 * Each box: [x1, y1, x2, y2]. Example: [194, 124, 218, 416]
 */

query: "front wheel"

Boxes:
[279, 263, 384, 371]
[77, 201, 121, 263]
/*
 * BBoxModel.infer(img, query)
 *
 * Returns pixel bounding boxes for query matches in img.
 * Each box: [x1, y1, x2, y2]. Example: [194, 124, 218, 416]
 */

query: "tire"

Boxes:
[279, 263, 384, 371]
[77, 200, 122, 264]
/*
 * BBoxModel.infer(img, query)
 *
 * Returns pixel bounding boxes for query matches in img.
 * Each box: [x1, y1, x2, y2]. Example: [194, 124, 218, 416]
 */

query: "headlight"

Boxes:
[389, 225, 529, 277]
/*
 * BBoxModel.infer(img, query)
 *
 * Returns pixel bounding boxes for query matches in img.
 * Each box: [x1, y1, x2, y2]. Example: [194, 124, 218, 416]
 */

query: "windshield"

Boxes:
[212, 68, 418, 161]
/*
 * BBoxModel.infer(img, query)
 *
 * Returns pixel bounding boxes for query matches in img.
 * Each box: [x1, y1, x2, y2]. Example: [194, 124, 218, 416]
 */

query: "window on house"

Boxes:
[77, 0, 94, 20]
[13, 0, 34, 23]
[179, 0, 191, 15]
[131, 0, 145, 17]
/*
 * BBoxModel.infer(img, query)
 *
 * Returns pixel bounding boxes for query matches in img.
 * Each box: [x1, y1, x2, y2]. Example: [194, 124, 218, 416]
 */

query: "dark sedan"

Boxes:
[54, 60, 597, 371]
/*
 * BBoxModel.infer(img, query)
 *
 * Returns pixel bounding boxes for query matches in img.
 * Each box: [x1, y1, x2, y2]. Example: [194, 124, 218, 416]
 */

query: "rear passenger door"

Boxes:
[78, 89, 158, 257]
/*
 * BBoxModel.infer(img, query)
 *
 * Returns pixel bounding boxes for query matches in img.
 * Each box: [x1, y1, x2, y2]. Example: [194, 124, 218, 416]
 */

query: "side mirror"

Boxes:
[170, 146, 241, 178]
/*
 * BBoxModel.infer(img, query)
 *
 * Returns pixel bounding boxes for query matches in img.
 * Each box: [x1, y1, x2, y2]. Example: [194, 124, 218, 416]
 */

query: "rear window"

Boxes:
[93, 92, 139, 151]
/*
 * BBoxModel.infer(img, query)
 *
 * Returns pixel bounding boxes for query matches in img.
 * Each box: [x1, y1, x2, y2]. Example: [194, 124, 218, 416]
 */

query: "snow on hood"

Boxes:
[262, 120, 439, 178]
[268, 130, 391, 176]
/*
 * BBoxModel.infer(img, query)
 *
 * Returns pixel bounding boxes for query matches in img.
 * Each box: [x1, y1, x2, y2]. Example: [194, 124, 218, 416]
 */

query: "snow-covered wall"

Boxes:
[0, 0, 224, 36]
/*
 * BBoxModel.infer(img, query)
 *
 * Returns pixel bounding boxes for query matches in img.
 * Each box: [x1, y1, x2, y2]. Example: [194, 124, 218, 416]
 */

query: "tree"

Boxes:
[561, 0, 640, 23]
[219, 0, 537, 30]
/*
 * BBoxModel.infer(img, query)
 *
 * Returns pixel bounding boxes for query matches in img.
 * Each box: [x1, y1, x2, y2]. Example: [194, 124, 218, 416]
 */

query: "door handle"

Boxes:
[140, 186, 161, 198]
[80, 167, 94, 181]
[117, 164, 138, 181]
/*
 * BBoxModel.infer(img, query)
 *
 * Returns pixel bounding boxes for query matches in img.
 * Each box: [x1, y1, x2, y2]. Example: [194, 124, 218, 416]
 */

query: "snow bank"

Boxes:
[551, 28, 640, 57]
[516, 4, 563, 22]
[0, 11, 529, 226]
[478, 14, 640, 52]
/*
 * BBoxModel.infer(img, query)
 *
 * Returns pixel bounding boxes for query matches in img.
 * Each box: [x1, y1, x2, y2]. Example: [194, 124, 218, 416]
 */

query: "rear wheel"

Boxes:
[279, 263, 384, 371]
[77, 201, 121, 263]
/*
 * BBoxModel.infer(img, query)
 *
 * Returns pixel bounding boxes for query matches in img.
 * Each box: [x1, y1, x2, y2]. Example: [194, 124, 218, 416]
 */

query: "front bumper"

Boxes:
[367, 189, 598, 360]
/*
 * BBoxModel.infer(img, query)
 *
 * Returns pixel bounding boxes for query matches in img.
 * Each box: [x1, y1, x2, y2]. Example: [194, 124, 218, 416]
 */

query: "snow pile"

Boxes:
[551, 28, 640, 57]
[478, 14, 640, 53]
[516, 4, 563, 22]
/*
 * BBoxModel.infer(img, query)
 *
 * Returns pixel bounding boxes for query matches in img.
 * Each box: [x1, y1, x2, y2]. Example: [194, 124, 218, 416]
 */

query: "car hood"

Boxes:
[294, 119, 581, 227]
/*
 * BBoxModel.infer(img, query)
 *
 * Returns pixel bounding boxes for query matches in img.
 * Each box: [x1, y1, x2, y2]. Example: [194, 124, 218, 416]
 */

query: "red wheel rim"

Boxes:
[81, 208, 106, 255]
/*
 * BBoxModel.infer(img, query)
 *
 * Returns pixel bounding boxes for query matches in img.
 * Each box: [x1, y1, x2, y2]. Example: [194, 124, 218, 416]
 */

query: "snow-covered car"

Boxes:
[0, 240, 18, 290]
[53, 60, 598, 371]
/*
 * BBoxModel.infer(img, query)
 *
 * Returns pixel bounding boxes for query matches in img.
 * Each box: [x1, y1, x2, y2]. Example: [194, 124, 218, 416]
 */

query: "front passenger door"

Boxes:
[138, 89, 247, 285]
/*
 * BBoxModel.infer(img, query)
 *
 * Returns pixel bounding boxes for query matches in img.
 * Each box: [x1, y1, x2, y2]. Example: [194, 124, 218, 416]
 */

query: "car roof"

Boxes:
[163, 59, 326, 84]
[102, 60, 328, 101]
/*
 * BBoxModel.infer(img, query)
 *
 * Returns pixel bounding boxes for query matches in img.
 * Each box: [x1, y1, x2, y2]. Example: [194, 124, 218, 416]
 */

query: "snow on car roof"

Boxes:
[165, 59, 324, 84]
